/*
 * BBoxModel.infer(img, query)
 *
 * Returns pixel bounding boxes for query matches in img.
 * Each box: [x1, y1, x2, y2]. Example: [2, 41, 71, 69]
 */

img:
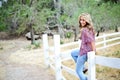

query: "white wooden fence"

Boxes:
[43, 32, 120, 80]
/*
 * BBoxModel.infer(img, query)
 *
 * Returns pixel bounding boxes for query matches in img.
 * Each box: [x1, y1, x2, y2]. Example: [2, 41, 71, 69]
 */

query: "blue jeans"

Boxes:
[71, 49, 87, 80]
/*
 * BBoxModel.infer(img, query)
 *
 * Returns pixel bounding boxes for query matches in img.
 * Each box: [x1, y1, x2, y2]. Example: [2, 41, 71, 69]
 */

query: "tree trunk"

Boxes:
[54, 0, 64, 38]
[96, 30, 100, 37]
[29, 23, 35, 44]
[73, 28, 77, 41]
[115, 26, 118, 32]
[29, 0, 33, 7]
[53, 0, 57, 9]
[58, 24, 65, 38]
[29, 0, 34, 44]
[22, 0, 25, 4]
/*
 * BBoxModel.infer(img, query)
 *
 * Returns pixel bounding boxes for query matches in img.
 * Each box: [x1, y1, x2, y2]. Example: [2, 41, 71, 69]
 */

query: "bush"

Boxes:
[26, 41, 41, 50]
[65, 32, 72, 38]
[60, 40, 64, 44]
[33, 41, 41, 49]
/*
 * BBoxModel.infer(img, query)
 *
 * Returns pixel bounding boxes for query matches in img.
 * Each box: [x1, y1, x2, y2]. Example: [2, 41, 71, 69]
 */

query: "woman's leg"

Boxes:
[71, 49, 80, 63]
[76, 54, 87, 80]
[71, 49, 88, 73]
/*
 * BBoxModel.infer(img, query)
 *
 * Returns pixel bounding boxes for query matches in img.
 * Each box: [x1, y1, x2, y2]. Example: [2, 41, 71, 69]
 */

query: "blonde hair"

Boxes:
[79, 13, 94, 30]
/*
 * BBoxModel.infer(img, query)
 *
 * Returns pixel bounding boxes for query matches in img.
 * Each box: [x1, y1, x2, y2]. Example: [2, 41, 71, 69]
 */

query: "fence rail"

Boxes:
[43, 32, 120, 80]
[95, 55, 120, 69]
[88, 51, 120, 80]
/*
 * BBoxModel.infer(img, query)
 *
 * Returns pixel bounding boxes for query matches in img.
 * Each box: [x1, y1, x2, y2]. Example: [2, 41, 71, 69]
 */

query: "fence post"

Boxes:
[43, 34, 49, 67]
[88, 51, 96, 80]
[78, 40, 81, 48]
[54, 35, 63, 80]
[103, 33, 106, 48]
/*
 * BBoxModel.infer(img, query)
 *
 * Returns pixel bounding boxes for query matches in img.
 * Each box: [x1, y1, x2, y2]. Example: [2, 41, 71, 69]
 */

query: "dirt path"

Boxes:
[0, 38, 55, 80]
[0, 63, 55, 80]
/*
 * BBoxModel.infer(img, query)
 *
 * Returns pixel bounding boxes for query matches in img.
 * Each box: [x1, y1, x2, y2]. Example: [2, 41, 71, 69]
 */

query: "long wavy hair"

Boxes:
[79, 13, 94, 33]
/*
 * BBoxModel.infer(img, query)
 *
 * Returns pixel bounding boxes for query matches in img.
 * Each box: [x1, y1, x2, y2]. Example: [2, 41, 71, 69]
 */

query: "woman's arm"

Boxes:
[91, 41, 96, 51]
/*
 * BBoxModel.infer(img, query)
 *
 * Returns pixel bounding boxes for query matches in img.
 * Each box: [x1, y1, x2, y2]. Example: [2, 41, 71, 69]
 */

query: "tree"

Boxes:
[0, 0, 119, 40]
[0, 0, 54, 42]
[53, 0, 65, 38]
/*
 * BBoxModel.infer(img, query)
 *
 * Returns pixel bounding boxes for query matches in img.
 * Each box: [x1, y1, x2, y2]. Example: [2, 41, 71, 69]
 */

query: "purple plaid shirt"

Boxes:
[80, 28, 95, 56]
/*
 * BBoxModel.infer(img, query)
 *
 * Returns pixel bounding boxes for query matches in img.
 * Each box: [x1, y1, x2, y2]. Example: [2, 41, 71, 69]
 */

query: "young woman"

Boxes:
[71, 13, 96, 80]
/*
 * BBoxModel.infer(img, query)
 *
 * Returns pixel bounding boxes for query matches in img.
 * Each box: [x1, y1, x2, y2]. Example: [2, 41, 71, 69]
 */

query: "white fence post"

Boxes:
[43, 34, 49, 67]
[54, 35, 63, 80]
[88, 51, 96, 80]
[103, 33, 106, 48]
[78, 40, 81, 48]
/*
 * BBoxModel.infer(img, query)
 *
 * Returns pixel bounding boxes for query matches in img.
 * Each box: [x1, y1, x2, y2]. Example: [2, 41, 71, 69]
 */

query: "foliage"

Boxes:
[0, 0, 119, 35]
[26, 40, 41, 50]
[60, 40, 64, 44]
[65, 32, 72, 38]
[33, 40, 41, 49]
[0, 0, 54, 35]
[61, 0, 120, 31]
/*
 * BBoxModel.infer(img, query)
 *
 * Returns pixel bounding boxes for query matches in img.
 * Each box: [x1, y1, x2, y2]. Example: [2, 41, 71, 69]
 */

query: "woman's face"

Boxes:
[80, 16, 87, 27]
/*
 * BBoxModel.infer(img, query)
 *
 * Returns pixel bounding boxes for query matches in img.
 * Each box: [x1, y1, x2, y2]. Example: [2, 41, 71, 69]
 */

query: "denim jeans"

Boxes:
[71, 49, 87, 80]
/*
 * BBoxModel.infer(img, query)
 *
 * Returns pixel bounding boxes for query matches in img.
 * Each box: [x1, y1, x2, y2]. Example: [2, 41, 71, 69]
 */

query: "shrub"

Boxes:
[60, 40, 64, 44]
[65, 32, 72, 38]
